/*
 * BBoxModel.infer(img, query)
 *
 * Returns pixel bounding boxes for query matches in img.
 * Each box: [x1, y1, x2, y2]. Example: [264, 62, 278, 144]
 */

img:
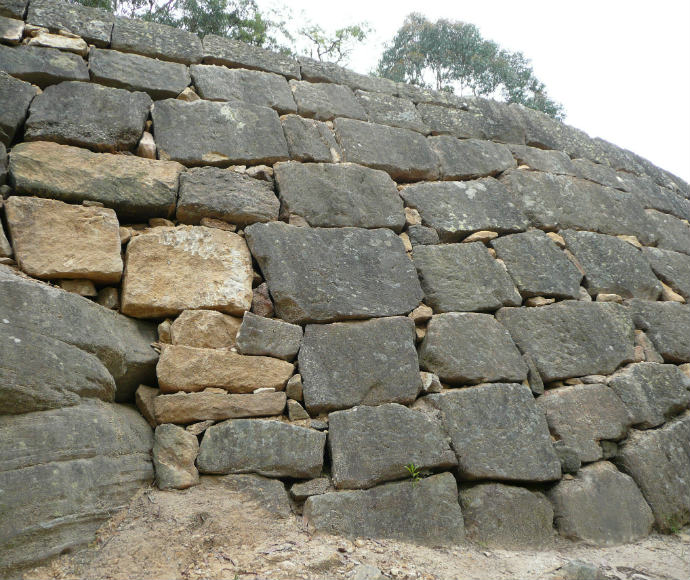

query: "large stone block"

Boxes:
[111, 17, 202, 64]
[274, 161, 405, 230]
[355, 90, 427, 133]
[399, 178, 529, 242]
[170, 309, 241, 349]
[203, 35, 300, 79]
[0, 0, 26, 18]
[236, 311, 303, 361]
[496, 302, 635, 382]
[303, 473, 465, 546]
[642, 247, 690, 300]
[9, 141, 183, 220]
[5, 196, 123, 283]
[197, 419, 326, 478]
[25, 81, 151, 152]
[548, 461, 653, 545]
[0, 44, 88, 87]
[152, 98, 288, 166]
[26, 0, 114, 46]
[121, 226, 253, 318]
[153, 423, 199, 490]
[424, 384, 561, 482]
[646, 209, 690, 256]
[89, 48, 191, 100]
[299, 57, 397, 93]
[214, 474, 292, 518]
[572, 157, 627, 190]
[290, 80, 366, 121]
[299, 317, 421, 414]
[0, 71, 37, 146]
[509, 144, 577, 175]
[625, 173, 690, 221]
[334, 117, 439, 181]
[629, 300, 690, 362]
[429, 136, 516, 180]
[245, 222, 423, 324]
[191, 65, 296, 113]
[176, 166, 279, 226]
[328, 404, 456, 489]
[417, 102, 494, 140]
[280, 114, 341, 163]
[419, 313, 527, 385]
[413, 243, 522, 312]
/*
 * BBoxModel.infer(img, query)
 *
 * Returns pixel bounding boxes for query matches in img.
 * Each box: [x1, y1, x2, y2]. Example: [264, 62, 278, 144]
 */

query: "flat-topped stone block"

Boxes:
[236, 311, 303, 361]
[26, 0, 113, 46]
[643, 246, 690, 300]
[509, 144, 577, 175]
[0, 14, 23, 44]
[629, 299, 690, 362]
[170, 309, 242, 349]
[0, 44, 88, 87]
[429, 136, 516, 180]
[646, 209, 690, 256]
[280, 114, 341, 163]
[0, 72, 36, 146]
[572, 157, 627, 190]
[355, 90, 427, 133]
[299, 57, 397, 94]
[290, 80, 366, 121]
[203, 34, 300, 79]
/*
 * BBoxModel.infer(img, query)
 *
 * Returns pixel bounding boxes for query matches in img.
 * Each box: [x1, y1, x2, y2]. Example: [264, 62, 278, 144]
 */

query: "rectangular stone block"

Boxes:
[509, 144, 577, 175]
[235, 311, 302, 361]
[643, 247, 690, 301]
[418, 102, 491, 140]
[280, 114, 341, 163]
[355, 89, 428, 133]
[0, 0, 27, 19]
[203, 34, 300, 79]
[0, 44, 89, 87]
[170, 309, 241, 349]
[429, 136, 516, 180]
[0, 71, 37, 146]
[630, 299, 690, 363]
[111, 16, 202, 64]
[26, 0, 114, 46]
[646, 209, 690, 256]
[0, 15, 23, 44]
[299, 57, 397, 94]
[290, 79, 366, 121]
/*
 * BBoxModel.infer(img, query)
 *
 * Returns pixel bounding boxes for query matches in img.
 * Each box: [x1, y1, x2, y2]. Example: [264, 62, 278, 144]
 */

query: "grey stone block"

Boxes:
[355, 90, 427, 133]
[0, 14, 23, 44]
[290, 79, 366, 121]
[0, 44, 88, 87]
[630, 299, 690, 363]
[203, 34, 300, 79]
[509, 144, 577, 175]
[463, 96, 527, 144]
[429, 136, 516, 180]
[572, 157, 627, 190]
[280, 114, 341, 162]
[0, 0, 27, 19]
[26, 0, 113, 46]
[299, 57, 397, 94]
[418, 102, 493, 140]
[0, 72, 37, 146]
[643, 246, 690, 300]
[236, 311, 303, 361]
[626, 174, 690, 221]
[215, 474, 292, 518]
[406, 224, 439, 246]
[111, 16, 202, 64]
[646, 209, 690, 256]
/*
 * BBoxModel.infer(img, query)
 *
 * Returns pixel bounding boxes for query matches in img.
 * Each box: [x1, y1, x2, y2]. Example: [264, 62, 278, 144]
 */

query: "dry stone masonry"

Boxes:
[1, 1, 690, 574]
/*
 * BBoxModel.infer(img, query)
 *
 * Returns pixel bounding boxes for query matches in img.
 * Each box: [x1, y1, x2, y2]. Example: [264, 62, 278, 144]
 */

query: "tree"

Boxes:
[298, 22, 370, 64]
[377, 13, 564, 119]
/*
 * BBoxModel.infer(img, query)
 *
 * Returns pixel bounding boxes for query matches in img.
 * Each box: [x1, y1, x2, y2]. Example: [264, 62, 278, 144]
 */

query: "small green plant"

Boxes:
[405, 463, 422, 486]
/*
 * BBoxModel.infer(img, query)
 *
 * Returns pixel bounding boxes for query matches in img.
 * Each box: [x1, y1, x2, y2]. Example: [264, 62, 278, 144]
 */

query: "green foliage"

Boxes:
[299, 22, 370, 64]
[405, 462, 422, 486]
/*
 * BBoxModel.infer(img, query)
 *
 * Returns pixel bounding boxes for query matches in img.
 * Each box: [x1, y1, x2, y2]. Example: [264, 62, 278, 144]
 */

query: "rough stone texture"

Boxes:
[497, 302, 635, 382]
[609, 363, 690, 429]
[236, 311, 303, 361]
[419, 313, 527, 385]
[299, 317, 421, 414]
[429, 136, 516, 180]
[334, 118, 439, 181]
[0, 269, 157, 401]
[0, 15, 23, 44]
[5, 196, 123, 283]
[152, 98, 288, 167]
[328, 404, 456, 489]
[9, 141, 183, 220]
[246, 222, 423, 324]
[191, 65, 296, 113]
[509, 144, 577, 175]
[135, 384, 158, 427]
[298, 57, 396, 94]
[26, 31, 88, 55]
[630, 299, 690, 363]
[491, 230, 582, 299]
[572, 158, 626, 190]
[424, 384, 561, 482]
[280, 114, 340, 163]
[0, 72, 36, 146]
[645, 210, 690, 256]
[0, 141, 6, 186]
[89, 48, 191, 100]
[643, 247, 690, 300]
[290, 80, 366, 121]
[562, 230, 661, 300]
[0, 0, 26, 18]
[460, 484, 554, 548]
[203, 34, 300, 79]
[121, 226, 253, 318]
[197, 419, 325, 479]
[153, 424, 199, 490]
[537, 384, 632, 463]
[274, 161, 404, 230]
[111, 16, 202, 64]
[0, 401, 153, 572]
[25, 81, 151, 152]
[355, 90, 427, 133]
[170, 309, 242, 349]
[400, 178, 528, 242]
[303, 472, 465, 546]
[153, 390, 286, 424]
[176, 166, 279, 225]
[418, 102, 495, 140]
[214, 474, 292, 518]
[0, 44, 88, 87]
[413, 243, 521, 312]
[548, 461, 654, 545]
[615, 413, 690, 531]
[26, 0, 113, 46]
[291, 477, 332, 501]
[407, 224, 440, 246]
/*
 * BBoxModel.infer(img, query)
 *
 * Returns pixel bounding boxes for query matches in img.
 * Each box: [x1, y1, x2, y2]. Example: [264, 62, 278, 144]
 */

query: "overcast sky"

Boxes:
[261, 0, 690, 183]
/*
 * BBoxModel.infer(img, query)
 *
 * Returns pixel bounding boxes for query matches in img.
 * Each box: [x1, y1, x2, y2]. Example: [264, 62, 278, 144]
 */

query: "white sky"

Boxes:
[260, 0, 690, 183]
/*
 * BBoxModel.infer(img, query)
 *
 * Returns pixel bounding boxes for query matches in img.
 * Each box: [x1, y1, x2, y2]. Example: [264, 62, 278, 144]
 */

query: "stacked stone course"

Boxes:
[1, 0, 690, 573]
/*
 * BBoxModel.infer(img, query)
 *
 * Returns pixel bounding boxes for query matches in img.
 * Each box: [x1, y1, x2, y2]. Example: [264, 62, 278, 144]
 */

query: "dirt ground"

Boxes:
[23, 477, 689, 580]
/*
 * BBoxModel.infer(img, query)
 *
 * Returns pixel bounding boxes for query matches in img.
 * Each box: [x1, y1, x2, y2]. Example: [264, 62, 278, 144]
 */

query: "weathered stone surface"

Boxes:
[89, 48, 191, 100]
[203, 34, 300, 79]
[153, 424, 199, 490]
[554, 441, 581, 475]
[191, 65, 296, 113]
[291, 477, 332, 501]
[355, 90, 427, 133]
[0, 72, 36, 146]
[25, 81, 151, 152]
[0, 141, 6, 185]
[622, 173, 690, 220]
[328, 404, 456, 490]
[537, 384, 632, 463]
[642, 247, 690, 300]
[429, 136, 516, 180]
[153, 390, 286, 424]
[299, 57, 397, 94]
[417, 102, 494, 140]
[236, 311, 302, 361]
[0, 401, 153, 572]
[646, 209, 690, 256]
[26, 0, 113, 46]
[26, 31, 88, 55]
[274, 161, 404, 230]
[287, 399, 309, 421]
[135, 384, 158, 427]
[400, 178, 528, 242]
[197, 419, 325, 478]
[334, 117, 439, 181]
[111, 16, 202, 64]
[496, 302, 635, 382]
[509, 144, 577, 175]
[170, 309, 242, 349]
[0, 0, 26, 19]
[616, 413, 690, 531]
[157, 345, 294, 393]
[246, 222, 423, 324]
[572, 158, 626, 190]
[413, 243, 521, 312]
[214, 474, 292, 518]
[0, 14, 22, 43]
[609, 363, 690, 429]
[0, 44, 88, 87]
[304, 472, 465, 546]
[419, 313, 527, 385]
[152, 98, 288, 167]
[548, 461, 653, 545]
[491, 230, 582, 299]
[299, 317, 421, 414]
[460, 484, 554, 548]
[9, 141, 183, 220]
[0, 268, 158, 401]
[289, 80, 366, 121]
[280, 114, 340, 163]
[5, 196, 123, 283]
[407, 224, 439, 246]
[424, 384, 561, 482]
[177, 166, 279, 225]
[629, 299, 690, 363]
[121, 226, 253, 318]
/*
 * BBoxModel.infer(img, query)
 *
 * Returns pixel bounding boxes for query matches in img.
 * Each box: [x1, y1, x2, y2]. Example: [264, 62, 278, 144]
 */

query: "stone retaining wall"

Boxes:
[1, 0, 690, 573]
